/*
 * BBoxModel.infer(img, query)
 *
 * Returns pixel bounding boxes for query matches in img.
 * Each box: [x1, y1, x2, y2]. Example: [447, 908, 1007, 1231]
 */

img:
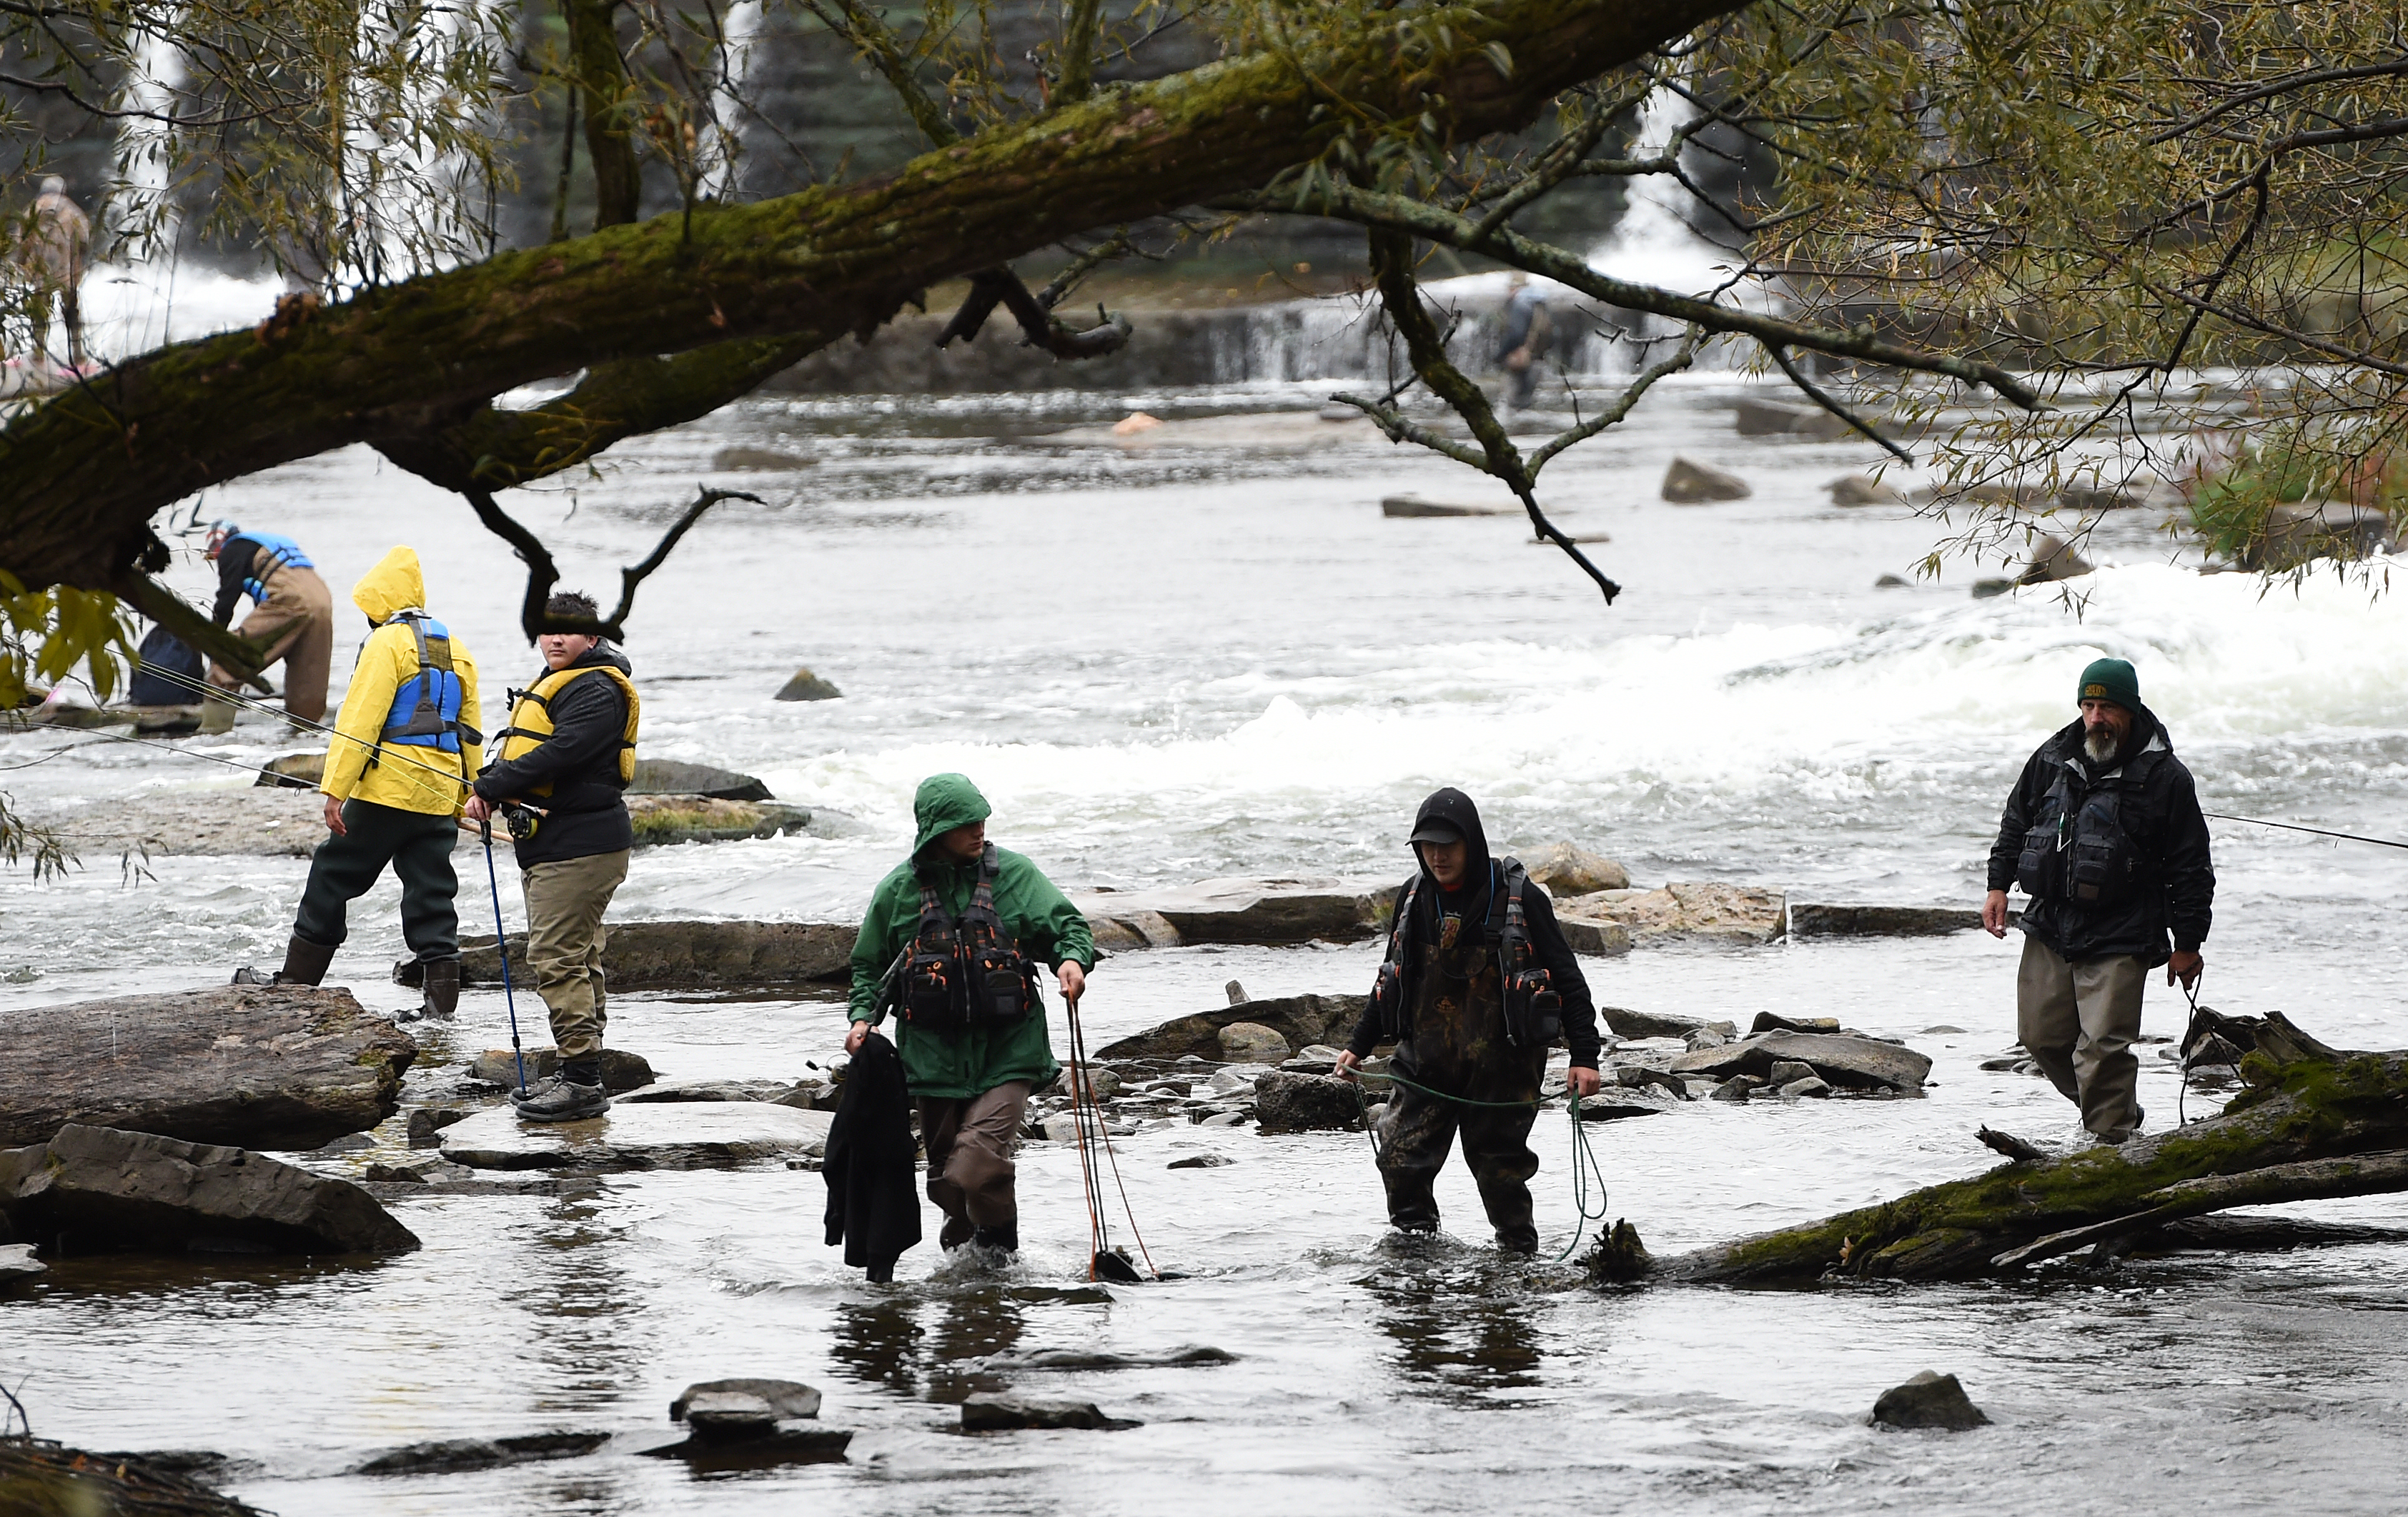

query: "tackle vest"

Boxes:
[375, 612, 477, 757]
[2016, 746, 2166, 910]
[884, 844, 1041, 1032]
[238, 533, 313, 605]
[488, 661, 640, 798]
[1365, 860, 1562, 1049]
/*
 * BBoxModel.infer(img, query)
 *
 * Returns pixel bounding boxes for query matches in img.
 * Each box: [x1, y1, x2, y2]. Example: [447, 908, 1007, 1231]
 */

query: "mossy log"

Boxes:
[1645, 1021, 2408, 1285]
[0, 1439, 263, 1517]
[0, 0, 1743, 591]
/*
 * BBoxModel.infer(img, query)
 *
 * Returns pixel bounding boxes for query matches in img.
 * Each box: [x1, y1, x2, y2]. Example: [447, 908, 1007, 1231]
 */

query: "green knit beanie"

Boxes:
[2076, 657, 2139, 712]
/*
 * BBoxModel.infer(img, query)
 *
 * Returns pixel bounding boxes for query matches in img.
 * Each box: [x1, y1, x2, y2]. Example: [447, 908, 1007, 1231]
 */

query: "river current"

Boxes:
[4, 376, 2407, 1514]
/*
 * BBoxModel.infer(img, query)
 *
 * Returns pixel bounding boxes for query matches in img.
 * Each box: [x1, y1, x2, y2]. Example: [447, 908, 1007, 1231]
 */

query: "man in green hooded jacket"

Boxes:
[846, 774, 1095, 1256]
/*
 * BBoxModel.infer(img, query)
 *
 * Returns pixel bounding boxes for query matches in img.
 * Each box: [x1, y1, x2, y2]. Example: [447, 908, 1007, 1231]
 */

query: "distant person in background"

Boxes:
[1983, 657, 2214, 1145]
[1497, 274, 1552, 409]
[202, 520, 335, 732]
[464, 591, 640, 1124]
[20, 176, 90, 369]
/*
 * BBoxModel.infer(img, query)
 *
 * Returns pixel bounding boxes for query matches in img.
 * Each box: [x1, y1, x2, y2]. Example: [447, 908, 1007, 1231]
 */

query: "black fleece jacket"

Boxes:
[473, 644, 636, 867]
[823, 1032, 921, 1283]
[209, 537, 271, 625]
[1345, 786, 1602, 1068]
[1986, 707, 2215, 965]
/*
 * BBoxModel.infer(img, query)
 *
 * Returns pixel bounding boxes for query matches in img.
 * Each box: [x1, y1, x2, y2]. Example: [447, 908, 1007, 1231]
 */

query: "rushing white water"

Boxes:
[5, 379, 2407, 1513]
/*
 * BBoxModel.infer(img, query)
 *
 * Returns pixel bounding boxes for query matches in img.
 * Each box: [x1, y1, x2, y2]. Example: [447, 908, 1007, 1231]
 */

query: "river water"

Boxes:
[5, 375, 2408, 1514]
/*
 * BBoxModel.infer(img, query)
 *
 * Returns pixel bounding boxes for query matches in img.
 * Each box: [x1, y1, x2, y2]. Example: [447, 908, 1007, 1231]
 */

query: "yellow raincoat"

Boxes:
[319, 547, 483, 816]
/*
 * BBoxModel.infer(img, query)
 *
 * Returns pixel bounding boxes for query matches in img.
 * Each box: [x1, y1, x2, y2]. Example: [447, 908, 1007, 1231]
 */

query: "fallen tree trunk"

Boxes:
[0, 1439, 264, 1517]
[1639, 1021, 2408, 1284]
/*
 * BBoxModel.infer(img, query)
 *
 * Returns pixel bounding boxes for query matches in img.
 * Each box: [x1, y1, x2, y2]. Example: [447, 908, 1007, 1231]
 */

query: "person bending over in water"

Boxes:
[845, 775, 1094, 1259]
[1337, 787, 1602, 1253]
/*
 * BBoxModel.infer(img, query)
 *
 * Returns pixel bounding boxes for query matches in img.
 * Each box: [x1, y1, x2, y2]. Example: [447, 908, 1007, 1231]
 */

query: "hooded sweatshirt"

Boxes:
[1346, 787, 1602, 1070]
[473, 641, 636, 867]
[846, 774, 1096, 1100]
[321, 547, 482, 817]
[1986, 705, 2214, 965]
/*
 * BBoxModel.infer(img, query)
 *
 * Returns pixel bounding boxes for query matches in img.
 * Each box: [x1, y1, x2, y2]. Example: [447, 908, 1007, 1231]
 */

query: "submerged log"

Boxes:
[1637, 1020, 2408, 1285]
[0, 1438, 264, 1516]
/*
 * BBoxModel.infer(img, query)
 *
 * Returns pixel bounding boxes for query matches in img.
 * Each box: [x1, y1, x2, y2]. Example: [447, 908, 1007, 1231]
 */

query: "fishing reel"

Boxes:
[500, 802, 540, 842]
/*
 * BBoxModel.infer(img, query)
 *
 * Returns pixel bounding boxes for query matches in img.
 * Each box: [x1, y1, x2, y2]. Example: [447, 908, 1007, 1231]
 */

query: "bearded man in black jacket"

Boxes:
[1983, 657, 2214, 1145]
[1337, 788, 1602, 1253]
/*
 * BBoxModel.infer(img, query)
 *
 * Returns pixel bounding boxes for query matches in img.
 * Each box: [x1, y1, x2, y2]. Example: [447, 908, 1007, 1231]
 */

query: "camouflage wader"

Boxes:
[1375, 909, 1548, 1252]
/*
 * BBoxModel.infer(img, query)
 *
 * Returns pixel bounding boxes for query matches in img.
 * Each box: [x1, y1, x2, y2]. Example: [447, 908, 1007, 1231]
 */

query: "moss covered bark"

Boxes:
[0, 0, 1745, 593]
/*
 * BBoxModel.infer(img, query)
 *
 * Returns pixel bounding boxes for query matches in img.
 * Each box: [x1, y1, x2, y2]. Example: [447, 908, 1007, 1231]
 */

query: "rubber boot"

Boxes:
[197, 692, 237, 735]
[972, 1220, 1019, 1254]
[418, 958, 460, 1021]
[233, 933, 335, 988]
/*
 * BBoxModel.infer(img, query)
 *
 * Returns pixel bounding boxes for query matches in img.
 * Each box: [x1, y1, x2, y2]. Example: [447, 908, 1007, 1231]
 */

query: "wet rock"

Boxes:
[1381, 494, 1515, 517]
[711, 444, 816, 472]
[406, 1107, 470, 1145]
[1167, 1153, 1232, 1169]
[626, 758, 773, 800]
[1046, 1066, 1121, 1102]
[961, 1393, 1141, 1431]
[0, 1441, 265, 1515]
[20, 786, 333, 858]
[362, 1158, 474, 1184]
[627, 795, 813, 847]
[1971, 577, 2015, 599]
[1661, 456, 1752, 503]
[468, 1048, 654, 1093]
[639, 1426, 852, 1467]
[1684, 1027, 1731, 1053]
[1875, 572, 1911, 588]
[1922, 1025, 1968, 1035]
[775, 667, 845, 701]
[1072, 876, 1398, 949]
[422, 920, 855, 991]
[1560, 882, 1786, 945]
[1735, 396, 1893, 440]
[2241, 499, 2391, 571]
[1556, 917, 1636, 956]
[1282, 1045, 1341, 1075]
[1254, 1072, 1361, 1133]
[1780, 1077, 1833, 1099]
[615, 1079, 793, 1104]
[2018, 532, 2092, 585]
[1789, 903, 1984, 937]
[673, 1377, 823, 1427]
[976, 1346, 1237, 1370]
[1094, 993, 1366, 1061]
[255, 750, 324, 787]
[1571, 1089, 1675, 1120]
[1670, 1030, 1933, 1092]
[1522, 842, 1630, 895]
[2061, 481, 2147, 512]
[1601, 1006, 1738, 1042]
[355, 1431, 607, 1475]
[1, 1123, 419, 1255]
[1766, 1060, 1816, 1086]
[1196, 1111, 1247, 1128]
[1039, 1114, 1083, 1144]
[0, 1241, 45, 1284]
[0, 985, 415, 1150]
[1828, 473, 1906, 505]
[1750, 1013, 1841, 1035]
[1219, 1022, 1291, 1063]
[1871, 1370, 1991, 1431]
[773, 1080, 838, 1112]
[1711, 1075, 1762, 1103]
[1611, 1065, 1690, 1099]
[439, 1103, 833, 1173]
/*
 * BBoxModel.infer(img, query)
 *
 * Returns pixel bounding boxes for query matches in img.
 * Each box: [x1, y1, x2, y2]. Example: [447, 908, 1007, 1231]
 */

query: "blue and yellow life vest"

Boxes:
[239, 532, 314, 605]
[378, 612, 476, 755]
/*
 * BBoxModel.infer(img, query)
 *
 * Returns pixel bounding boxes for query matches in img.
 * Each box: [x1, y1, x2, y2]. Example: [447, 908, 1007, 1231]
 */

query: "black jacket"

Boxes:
[209, 537, 270, 625]
[823, 1033, 921, 1283]
[1986, 708, 2215, 965]
[1345, 787, 1602, 1068]
[473, 643, 636, 867]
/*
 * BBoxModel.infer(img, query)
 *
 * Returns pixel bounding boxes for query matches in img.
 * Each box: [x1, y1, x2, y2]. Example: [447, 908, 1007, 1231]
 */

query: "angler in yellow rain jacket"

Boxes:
[236, 547, 484, 1018]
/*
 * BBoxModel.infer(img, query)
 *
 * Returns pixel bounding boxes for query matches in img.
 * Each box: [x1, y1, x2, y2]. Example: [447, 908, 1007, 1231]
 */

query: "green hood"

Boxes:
[912, 772, 993, 855]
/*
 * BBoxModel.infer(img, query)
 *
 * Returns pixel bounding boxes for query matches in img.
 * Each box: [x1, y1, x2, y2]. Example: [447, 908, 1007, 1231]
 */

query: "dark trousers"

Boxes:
[292, 799, 461, 963]
[1375, 1055, 1545, 1252]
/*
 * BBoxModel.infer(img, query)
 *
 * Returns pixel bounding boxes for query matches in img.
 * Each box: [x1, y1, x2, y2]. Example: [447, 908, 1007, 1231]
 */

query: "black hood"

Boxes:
[572, 641, 633, 677]
[1411, 787, 1495, 905]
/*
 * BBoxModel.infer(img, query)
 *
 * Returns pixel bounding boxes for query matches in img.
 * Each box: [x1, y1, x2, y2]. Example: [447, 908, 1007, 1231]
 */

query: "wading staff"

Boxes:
[479, 815, 530, 1098]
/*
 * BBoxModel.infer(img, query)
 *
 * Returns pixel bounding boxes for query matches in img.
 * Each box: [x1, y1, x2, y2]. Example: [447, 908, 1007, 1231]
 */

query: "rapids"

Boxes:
[4, 377, 2407, 1513]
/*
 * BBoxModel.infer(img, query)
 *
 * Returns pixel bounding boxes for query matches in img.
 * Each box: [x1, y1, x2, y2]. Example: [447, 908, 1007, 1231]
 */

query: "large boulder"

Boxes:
[1522, 842, 1630, 895]
[1661, 456, 1753, 503]
[1093, 993, 1367, 1061]
[1871, 1371, 1991, 1430]
[1556, 918, 1635, 956]
[1254, 1072, 1362, 1133]
[1218, 1022, 1290, 1063]
[774, 667, 844, 701]
[1669, 1030, 1932, 1092]
[1789, 904, 1984, 937]
[961, 1393, 1139, 1431]
[628, 759, 773, 801]
[468, 1048, 655, 1092]
[0, 985, 415, 1150]
[1828, 473, 1906, 506]
[406, 920, 856, 990]
[1560, 882, 1786, 945]
[1602, 1006, 1738, 1041]
[626, 795, 812, 847]
[2016, 532, 2092, 585]
[0, 1123, 420, 1255]
[438, 1102, 833, 1173]
[2239, 500, 2391, 570]
[1074, 877, 1399, 949]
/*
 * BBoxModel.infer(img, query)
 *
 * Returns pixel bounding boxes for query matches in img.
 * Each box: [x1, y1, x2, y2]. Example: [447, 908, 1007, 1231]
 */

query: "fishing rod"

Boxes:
[1062, 990, 1154, 1283]
[2203, 812, 2408, 851]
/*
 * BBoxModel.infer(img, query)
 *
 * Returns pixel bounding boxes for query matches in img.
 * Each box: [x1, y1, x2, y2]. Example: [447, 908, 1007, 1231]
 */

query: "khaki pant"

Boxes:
[2016, 934, 2146, 1141]
[520, 849, 629, 1059]
[919, 1081, 1031, 1245]
[209, 565, 335, 723]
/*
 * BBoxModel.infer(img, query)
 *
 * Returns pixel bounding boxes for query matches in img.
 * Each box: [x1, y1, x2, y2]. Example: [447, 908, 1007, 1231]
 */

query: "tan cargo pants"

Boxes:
[208, 564, 335, 723]
[2016, 934, 2146, 1142]
[520, 849, 629, 1059]
[918, 1080, 1031, 1245]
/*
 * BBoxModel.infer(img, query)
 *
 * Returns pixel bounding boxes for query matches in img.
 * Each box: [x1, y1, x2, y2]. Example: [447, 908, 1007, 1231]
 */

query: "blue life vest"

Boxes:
[378, 612, 473, 755]
[239, 532, 314, 605]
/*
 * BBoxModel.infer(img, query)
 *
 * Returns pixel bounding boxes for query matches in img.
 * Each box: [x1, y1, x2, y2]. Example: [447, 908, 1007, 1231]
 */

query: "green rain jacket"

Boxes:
[847, 774, 1096, 1100]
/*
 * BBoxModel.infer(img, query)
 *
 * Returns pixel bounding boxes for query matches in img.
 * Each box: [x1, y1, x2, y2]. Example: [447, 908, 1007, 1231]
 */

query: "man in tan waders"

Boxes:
[1983, 657, 2214, 1144]
[19, 176, 89, 369]
[201, 521, 335, 731]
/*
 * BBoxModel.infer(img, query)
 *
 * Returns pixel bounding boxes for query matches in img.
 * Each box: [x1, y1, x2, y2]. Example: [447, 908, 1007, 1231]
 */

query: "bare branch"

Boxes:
[1527, 329, 1701, 473]
[464, 484, 756, 642]
[1768, 344, 1912, 463]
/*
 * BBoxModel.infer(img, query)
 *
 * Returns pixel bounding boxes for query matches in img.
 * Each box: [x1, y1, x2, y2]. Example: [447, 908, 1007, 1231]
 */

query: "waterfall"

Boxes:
[702, 1, 764, 202]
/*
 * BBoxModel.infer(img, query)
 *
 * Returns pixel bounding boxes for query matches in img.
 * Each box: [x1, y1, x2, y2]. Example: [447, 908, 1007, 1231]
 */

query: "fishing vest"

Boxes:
[239, 533, 313, 605]
[1365, 860, 1561, 1049]
[2016, 747, 2165, 909]
[489, 662, 640, 798]
[376, 612, 475, 756]
[888, 844, 1041, 1031]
